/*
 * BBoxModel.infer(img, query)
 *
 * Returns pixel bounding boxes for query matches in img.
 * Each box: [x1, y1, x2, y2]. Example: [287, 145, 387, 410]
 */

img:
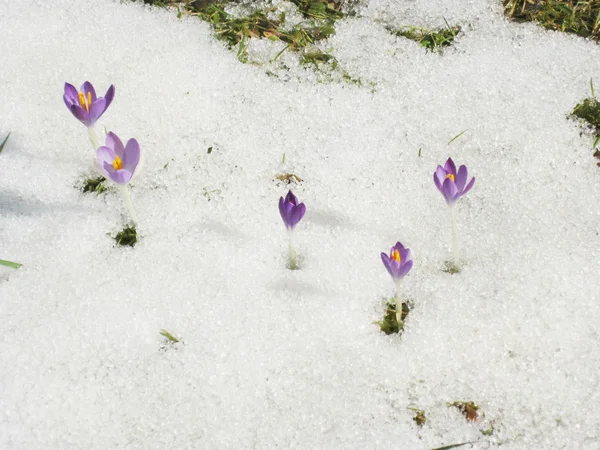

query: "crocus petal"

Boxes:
[285, 190, 298, 205]
[104, 85, 115, 109]
[63, 83, 78, 105]
[102, 160, 116, 176]
[278, 197, 287, 223]
[398, 260, 413, 278]
[106, 132, 125, 158]
[434, 166, 447, 190]
[442, 178, 458, 204]
[122, 138, 140, 172]
[455, 165, 468, 192]
[69, 104, 89, 125]
[444, 158, 456, 175]
[381, 253, 393, 277]
[108, 169, 133, 185]
[81, 81, 97, 102]
[288, 204, 305, 228]
[88, 98, 107, 126]
[462, 177, 475, 196]
[97, 145, 117, 167]
[400, 247, 411, 264]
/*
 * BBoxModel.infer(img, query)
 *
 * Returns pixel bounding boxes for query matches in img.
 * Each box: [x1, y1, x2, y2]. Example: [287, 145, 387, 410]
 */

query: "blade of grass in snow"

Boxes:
[0, 259, 22, 269]
[0, 132, 10, 153]
[448, 129, 467, 145]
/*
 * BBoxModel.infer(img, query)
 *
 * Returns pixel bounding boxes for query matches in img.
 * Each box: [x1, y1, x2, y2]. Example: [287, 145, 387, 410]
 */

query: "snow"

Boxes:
[1, 0, 600, 448]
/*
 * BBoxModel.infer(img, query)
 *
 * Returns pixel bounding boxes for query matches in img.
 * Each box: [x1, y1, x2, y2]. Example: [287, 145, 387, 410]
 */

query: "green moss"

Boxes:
[389, 20, 461, 52]
[82, 176, 108, 194]
[115, 225, 137, 247]
[374, 299, 412, 335]
[503, 0, 600, 41]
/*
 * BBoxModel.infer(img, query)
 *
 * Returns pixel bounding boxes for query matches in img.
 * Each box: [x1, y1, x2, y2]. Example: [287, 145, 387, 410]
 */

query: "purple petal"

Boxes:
[97, 145, 117, 168]
[63, 83, 78, 105]
[88, 98, 107, 126]
[279, 197, 287, 224]
[434, 166, 446, 191]
[122, 138, 140, 172]
[104, 85, 115, 109]
[462, 177, 475, 196]
[400, 247, 411, 264]
[69, 104, 89, 125]
[397, 260, 414, 278]
[285, 190, 298, 206]
[288, 204, 305, 228]
[444, 158, 456, 175]
[105, 132, 125, 158]
[108, 169, 133, 185]
[455, 165, 468, 192]
[381, 253, 393, 277]
[442, 178, 458, 204]
[81, 81, 97, 102]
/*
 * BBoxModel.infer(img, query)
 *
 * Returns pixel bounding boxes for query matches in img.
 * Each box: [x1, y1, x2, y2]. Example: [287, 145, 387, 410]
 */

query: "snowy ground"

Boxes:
[1, 0, 600, 448]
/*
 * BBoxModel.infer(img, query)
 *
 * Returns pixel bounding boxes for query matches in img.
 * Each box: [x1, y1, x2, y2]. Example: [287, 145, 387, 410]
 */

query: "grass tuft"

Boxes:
[388, 19, 461, 52]
[503, 0, 600, 41]
[82, 176, 108, 194]
[115, 225, 138, 247]
[571, 80, 600, 165]
[374, 299, 412, 335]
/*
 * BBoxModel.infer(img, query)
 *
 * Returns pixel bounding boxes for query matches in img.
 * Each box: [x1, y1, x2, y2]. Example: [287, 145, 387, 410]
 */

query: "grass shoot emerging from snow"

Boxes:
[0, 132, 10, 153]
[114, 225, 138, 247]
[504, 0, 600, 40]
[387, 19, 461, 52]
[82, 176, 108, 194]
[374, 298, 412, 335]
[571, 79, 600, 165]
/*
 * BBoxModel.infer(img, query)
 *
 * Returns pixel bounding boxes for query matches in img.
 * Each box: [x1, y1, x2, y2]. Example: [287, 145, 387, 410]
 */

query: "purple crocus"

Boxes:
[96, 132, 140, 185]
[381, 241, 413, 281]
[63, 81, 115, 128]
[433, 158, 475, 205]
[279, 190, 306, 230]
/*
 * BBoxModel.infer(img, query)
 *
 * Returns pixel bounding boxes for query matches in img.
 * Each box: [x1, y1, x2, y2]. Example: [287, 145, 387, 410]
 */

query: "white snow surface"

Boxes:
[1, 0, 600, 448]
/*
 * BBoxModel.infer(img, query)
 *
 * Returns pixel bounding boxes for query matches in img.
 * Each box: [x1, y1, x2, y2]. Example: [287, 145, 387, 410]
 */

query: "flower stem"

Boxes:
[120, 184, 138, 225]
[394, 281, 402, 324]
[87, 127, 100, 151]
[450, 205, 459, 266]
[287, 230, 298, 270]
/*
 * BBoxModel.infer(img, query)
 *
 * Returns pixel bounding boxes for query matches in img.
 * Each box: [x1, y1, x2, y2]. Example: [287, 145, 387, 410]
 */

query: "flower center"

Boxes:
[113, 155, 123, 170]
[445, 173, 455, 182]
[78, 91, 92, 112]
[391, 249, 401, 263]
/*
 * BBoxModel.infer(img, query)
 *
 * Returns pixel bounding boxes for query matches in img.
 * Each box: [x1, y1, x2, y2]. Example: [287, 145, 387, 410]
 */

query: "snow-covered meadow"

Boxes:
[1, 0, 600, 448]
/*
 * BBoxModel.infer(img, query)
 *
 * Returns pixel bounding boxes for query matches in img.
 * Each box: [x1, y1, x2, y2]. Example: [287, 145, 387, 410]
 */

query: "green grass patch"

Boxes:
[135, 0, 371, 86]
[114, 225, 138, 247]
[82, 176, 108, 194]
[571, 80, 600, 165]
[374, 299, 412, 335]
[388, 20, 461, 52]
[503, 0, 600, 40]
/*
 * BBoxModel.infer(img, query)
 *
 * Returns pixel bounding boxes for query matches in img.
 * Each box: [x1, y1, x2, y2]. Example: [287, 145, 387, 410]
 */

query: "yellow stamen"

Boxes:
[391, 249, 401, 263]
[446, 173, 455, 182]
[113, 155, 123, 170]
[78, 91, 92, 112]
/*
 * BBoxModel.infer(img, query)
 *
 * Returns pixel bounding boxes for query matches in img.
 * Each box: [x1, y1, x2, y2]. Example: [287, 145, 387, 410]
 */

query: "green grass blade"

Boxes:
[448, 129, 467, 145]
[0, 132, 11, 153]
[593, 134, 600, 149]
[591, 78, 596, 98]
[0, 258, 22, 269]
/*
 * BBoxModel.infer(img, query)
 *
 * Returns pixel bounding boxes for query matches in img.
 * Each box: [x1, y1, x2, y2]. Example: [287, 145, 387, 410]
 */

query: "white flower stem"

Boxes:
[120, 184, 138, 226]
[450, 205, 460, 266]
[87, 127, 100, 151]
[394, 280, 402, 324]
[287, 230, 298, 270]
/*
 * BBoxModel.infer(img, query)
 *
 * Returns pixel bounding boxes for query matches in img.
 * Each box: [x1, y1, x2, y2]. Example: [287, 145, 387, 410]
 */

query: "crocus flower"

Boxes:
[433, 158, 475, 205]
[381, 241, 413, 282]
[279, 190, 306, 230]
[96, 132, 140, 184]
[63, 81, 115, 128]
